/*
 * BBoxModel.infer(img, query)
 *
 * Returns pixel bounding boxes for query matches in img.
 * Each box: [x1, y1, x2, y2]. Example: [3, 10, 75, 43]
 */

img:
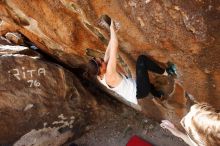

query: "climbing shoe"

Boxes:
[166, 61, 177, 76]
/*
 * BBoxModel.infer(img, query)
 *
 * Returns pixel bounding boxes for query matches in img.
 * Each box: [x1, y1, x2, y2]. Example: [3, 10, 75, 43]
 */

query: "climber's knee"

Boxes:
[137, 55, 147, 63]
[136, 55, 148, 69]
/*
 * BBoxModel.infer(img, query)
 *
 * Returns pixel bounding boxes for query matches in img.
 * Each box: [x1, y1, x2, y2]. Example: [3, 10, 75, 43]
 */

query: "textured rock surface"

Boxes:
[0, 0, 219, 143]
[14, 127, 73, 146]
[0, 45, 101, 144]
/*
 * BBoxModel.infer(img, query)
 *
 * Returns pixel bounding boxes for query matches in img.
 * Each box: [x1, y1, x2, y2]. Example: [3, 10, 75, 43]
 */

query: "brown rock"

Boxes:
[0, 36, 12, 45]
[0, 0, 219, 142]
[0, 46, 98, 144]
[13, 127, 73, 146]
[5, 32, 24, 45]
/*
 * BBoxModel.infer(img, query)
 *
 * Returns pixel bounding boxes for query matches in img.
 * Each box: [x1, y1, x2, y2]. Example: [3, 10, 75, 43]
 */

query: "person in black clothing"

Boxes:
[136, 55, 177, 99]
[86, 15, 177, 103]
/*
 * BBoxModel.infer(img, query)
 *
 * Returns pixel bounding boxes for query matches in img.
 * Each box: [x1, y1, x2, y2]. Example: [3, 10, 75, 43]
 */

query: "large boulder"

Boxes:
[0, 0, 219, 139]
[0, 45, 100, 144]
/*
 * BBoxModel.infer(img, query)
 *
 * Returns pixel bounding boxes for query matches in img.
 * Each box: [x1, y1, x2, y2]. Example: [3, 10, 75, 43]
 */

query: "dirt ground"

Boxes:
[73, 107, 187, 146]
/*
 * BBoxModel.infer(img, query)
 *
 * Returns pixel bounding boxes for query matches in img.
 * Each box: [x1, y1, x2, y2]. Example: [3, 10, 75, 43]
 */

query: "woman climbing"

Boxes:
[86, 16, 177, 105]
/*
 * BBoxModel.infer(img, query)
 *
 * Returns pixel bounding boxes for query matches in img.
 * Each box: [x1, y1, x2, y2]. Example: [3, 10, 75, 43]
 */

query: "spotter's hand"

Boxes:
[160, 120, 183, 137]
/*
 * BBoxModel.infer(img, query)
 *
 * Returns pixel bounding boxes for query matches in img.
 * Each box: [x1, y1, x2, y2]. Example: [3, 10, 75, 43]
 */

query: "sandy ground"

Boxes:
[73, 107, 187, 146]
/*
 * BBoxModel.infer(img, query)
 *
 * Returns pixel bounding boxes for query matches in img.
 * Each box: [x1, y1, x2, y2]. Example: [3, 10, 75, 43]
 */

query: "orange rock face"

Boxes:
[0, 0, 219, 137]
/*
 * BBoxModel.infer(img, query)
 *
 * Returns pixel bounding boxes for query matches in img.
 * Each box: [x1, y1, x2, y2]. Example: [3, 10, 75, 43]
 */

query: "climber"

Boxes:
[86, 17, 177, 105]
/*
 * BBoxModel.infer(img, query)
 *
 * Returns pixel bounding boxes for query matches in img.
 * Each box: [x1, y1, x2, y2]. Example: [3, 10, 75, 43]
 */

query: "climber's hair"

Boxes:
[180, 103, 220, 146]
[86, 57, 102, 76]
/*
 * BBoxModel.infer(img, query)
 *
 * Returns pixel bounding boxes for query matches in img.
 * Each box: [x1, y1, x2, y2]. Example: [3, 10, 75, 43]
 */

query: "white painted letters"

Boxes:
[26, 69, 36, 78]
[8, 67, 46, 87]
[38, 68, 46, 76]
[12, 69, 21, 80]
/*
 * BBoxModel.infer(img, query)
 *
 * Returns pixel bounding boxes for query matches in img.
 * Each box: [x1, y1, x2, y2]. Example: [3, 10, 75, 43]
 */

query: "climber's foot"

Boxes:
[166, 61, 177, 77]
